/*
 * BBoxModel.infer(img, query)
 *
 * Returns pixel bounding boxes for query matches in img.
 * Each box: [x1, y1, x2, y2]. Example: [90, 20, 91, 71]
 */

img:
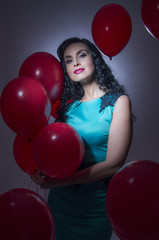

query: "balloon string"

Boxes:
[109, 56, 112, 61]
[36, 183, 39, 194]
[44, 189, 47, 201]
[28, 180, 33, 188]
[28, 181, 47, 201]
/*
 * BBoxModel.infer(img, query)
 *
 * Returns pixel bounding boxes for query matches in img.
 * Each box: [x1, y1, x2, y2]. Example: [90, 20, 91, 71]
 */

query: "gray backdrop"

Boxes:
[1, 0, 159, 239]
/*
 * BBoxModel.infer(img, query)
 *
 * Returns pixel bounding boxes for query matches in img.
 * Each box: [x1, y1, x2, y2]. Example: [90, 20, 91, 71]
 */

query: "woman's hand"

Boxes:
[31, 171, 64, 189]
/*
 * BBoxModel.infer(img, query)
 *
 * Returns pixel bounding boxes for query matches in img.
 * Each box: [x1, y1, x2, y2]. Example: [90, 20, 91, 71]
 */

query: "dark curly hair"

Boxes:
[56, 37, 126, 121]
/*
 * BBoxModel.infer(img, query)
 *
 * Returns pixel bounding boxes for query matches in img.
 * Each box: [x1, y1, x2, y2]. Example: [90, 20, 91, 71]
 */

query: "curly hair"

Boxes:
[56, 37, 126, 121]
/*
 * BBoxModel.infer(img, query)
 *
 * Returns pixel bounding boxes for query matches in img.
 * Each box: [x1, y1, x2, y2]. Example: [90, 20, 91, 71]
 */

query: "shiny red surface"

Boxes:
[33, 122, 84, 178]
[0, 188, 55, 240]
[141, 0, 159, 40]
[106, 160, 159, 240]
[92, 4, 132, 59]
[19, 52, 64, 104]
[0, 77, 51, 137]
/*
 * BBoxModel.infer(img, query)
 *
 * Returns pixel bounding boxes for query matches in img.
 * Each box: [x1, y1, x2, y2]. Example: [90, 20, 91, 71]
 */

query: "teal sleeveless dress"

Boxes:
[47, 93, 123, 240]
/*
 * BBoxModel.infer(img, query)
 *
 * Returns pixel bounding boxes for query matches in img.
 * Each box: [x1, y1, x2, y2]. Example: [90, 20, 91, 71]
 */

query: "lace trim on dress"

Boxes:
[99, 92, 124, 113]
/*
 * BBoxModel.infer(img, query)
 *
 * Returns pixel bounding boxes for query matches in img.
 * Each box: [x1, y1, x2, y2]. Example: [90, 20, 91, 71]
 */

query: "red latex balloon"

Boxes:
[0, 188, 55, 240]
[32, 122, 84, 178]
[141, 0, 159, 40]
[51, 99, 61, 119]
[13, 134, 38, 175]
[106, 160, 159, 240]
[51, 99, 73, 119]
[92, 4, 132, 59]
[0, 77, 51, 137]
[19, 52, 64, 104]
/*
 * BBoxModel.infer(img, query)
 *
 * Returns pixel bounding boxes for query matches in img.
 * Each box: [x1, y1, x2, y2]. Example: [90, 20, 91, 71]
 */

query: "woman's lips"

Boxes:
[74, 68, 85, 74]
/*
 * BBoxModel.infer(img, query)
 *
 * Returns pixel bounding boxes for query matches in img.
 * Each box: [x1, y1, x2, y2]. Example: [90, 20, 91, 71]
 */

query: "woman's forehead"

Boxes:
[64, 42, 89, 57]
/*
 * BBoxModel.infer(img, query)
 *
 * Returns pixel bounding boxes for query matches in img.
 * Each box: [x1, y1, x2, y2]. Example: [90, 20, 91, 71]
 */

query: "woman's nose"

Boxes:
[74, 58, 81, 67]
[74, 63, 80, 67]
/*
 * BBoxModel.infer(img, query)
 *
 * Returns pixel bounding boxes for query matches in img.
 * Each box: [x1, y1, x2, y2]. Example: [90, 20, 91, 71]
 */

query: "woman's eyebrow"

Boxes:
[64, 49, 88, 59]
[76, 49, 89, 55]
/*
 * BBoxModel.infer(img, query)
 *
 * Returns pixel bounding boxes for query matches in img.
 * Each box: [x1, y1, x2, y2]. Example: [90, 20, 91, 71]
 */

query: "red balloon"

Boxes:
[0, 77, 51, 137]
[0, 188, 55, 240]
[91, 4, 132, 59]
[32, 122, 84, 178]
[19, 52, 64, 104]
[106, 160, 159, 240]
[51, 99, 73, 119]
[51, 99, 61, 119]
[141, 0, 159, 40]
[13, 134, 38, 175]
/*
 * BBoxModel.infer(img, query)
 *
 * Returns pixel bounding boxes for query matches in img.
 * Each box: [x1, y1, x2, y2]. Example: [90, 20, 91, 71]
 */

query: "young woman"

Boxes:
[32, 37, 133, 240]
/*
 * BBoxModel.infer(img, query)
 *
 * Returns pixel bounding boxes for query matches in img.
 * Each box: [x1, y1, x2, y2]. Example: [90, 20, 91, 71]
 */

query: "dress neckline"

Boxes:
[78, 93, 107, 103]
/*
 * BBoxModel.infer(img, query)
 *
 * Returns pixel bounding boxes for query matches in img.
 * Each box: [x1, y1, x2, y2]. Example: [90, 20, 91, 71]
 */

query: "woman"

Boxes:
[32, 38, 133, 240]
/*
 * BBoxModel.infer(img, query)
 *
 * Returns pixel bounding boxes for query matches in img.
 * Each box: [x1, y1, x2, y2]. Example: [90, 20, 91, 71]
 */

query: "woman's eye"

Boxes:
[79, 53, 87, 58]
[65, 59, 72, 64]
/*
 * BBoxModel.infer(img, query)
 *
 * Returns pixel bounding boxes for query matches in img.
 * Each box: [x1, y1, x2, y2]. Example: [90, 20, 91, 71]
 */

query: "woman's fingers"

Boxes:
[31, 171, 52, 189]
[31, 171, 45, 184]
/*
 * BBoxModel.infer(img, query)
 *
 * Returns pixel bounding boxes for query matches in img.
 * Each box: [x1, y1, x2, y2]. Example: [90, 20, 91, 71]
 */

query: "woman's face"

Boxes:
[63, 42, 95, 83]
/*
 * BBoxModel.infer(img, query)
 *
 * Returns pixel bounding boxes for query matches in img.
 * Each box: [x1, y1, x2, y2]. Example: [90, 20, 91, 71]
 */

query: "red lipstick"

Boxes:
[74, 68, 85, 74]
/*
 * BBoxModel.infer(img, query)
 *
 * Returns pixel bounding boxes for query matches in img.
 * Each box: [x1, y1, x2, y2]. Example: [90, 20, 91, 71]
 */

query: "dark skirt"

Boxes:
[47, 180, 113, 240]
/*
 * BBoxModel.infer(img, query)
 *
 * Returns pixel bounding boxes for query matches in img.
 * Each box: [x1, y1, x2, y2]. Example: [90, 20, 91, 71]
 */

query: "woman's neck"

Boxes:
[80, 81, 105, 102]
